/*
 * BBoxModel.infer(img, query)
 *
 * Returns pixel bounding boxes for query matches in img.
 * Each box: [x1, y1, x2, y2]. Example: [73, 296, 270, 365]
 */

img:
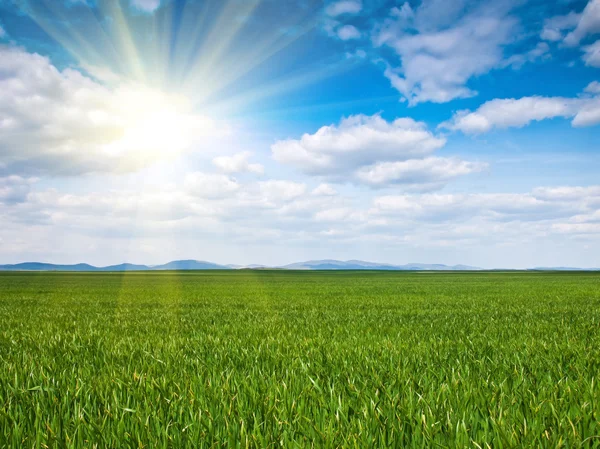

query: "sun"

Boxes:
[99, 85, 223, 165]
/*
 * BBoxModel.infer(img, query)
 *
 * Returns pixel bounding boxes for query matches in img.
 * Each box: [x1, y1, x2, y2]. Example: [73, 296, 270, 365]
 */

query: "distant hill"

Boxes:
[4, 259, 595, 272]
[280, 260, 482, 271]
[0, 260, 230, 272]
[529, 267, 600, 271]
[152, 260, 228, 270]
[226, 264, 268, 269]
[97, 263, 151, 271]
[0, 262, 98, 271]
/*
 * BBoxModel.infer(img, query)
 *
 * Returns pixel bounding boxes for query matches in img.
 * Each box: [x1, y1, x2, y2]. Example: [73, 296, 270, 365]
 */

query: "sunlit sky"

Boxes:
[1, 0, 599, 268]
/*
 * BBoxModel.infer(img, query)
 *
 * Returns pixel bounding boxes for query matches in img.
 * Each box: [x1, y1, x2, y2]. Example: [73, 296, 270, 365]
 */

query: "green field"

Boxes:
[1, 271, 599, 448]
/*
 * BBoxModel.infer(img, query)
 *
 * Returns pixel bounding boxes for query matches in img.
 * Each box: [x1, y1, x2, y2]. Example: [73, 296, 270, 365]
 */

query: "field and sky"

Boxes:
[1, 0, 600, 447]
[0, 271, 599, 447]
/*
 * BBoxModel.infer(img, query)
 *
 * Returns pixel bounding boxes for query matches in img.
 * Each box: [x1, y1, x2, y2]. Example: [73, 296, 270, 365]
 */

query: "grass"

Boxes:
[0, 270, 599, 448]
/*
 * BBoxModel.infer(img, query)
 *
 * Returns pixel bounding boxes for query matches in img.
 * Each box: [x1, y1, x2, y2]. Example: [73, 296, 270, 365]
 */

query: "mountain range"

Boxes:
[0, 259, 481, 271]
[279, 260, 481, 271]
[0, 260, 597, 272]
[0, 260, 227, 272]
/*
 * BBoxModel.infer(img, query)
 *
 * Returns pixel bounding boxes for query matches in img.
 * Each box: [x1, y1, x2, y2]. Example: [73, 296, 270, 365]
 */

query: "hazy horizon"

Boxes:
[1, 258, 598, 271]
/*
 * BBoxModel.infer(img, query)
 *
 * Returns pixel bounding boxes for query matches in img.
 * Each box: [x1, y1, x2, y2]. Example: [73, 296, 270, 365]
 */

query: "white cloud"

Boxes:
[258, 180, 306, 202]
[325, 0, 362, 17]
[130, 0, 162, 13]
[314, 207, 355, 222]
[543, 1, 600, 67]
[337, 25, 361, 40]
[583, 39, 600, 67]
[355, 157, 487, 190]
[374, 2, 518, 104]
[409, 0, 466, 31]
[441, 97, 578, 133]
[345, 49, 367, 59]
[323, 19, 361, 42]
[0, 176, 34, 204]
[372, 187, 600, 223]
[184, 173, 240, 199]
[541, 11, 581, 42]
[572, 97, 600, 127]
[532, 186, 600, 201]
[212, 152, 264, 175]
[273, 115, 444, 174]
[272, 114, 487, 189]
[585, 80, 600, 94]
[0, 25, 6, 39]
[312, 184, 338, 196]
[541, 29, 563, 42]
[441, 87, 600, 133]
[18, 179, 599, 233]
[373, 194, 472, 219]
[552, 222, 600, 234]
[10, 178, 315, 231]
[503, 42, 550, 69]
[0, 46, 226, 176]
[0, 174, 358, 267]
[564, 0, 600, 46]
[2, 178, 600, 267]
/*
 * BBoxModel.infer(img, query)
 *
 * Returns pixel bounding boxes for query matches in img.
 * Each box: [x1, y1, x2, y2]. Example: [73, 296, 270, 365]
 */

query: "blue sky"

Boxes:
[0, 0, 599, 268]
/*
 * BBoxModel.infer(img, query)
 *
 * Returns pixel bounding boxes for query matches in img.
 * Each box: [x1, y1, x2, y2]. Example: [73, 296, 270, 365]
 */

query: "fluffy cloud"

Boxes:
[325, 0, 362, 17]
[0, 46, 226, 176]
[337, 25, 361, 40]
[574, 95, 600, 127]
[441, 97, 577, 133]
[541, 11, 581, 42]
[212, 152, 264, 175]
[258, 180, 306, 202]
[585, 80, 600, 94]
[441, 86, 600, 133]
[564, 0, 600, 46]
[355, 158, 486, 190]
[322, 0, 362, 40]
[314, 207, 358, 223]
[583, 40, 600, 67]
[184, 173, 240, 199]
[0, 176, 34, 204]
[542, 1, 600, 66]
[273, 115, 444, 173]
[312, 184, 338, 196]
[272, 114, 486, 190]
[0, 25, 6, 39]
[374, 1, 518, 104]
[503, 42, 550, 69]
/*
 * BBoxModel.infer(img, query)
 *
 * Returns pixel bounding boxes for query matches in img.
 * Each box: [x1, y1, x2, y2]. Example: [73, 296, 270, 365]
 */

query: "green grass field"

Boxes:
[0, 271, 599, 448]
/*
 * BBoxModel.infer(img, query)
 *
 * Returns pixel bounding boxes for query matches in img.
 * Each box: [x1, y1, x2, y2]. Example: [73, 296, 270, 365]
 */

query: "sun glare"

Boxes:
[99, 86, 223, 163]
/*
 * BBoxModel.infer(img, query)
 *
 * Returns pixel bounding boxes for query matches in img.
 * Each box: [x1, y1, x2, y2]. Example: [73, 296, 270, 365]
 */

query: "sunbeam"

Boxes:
[19, 0, 327, 114]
